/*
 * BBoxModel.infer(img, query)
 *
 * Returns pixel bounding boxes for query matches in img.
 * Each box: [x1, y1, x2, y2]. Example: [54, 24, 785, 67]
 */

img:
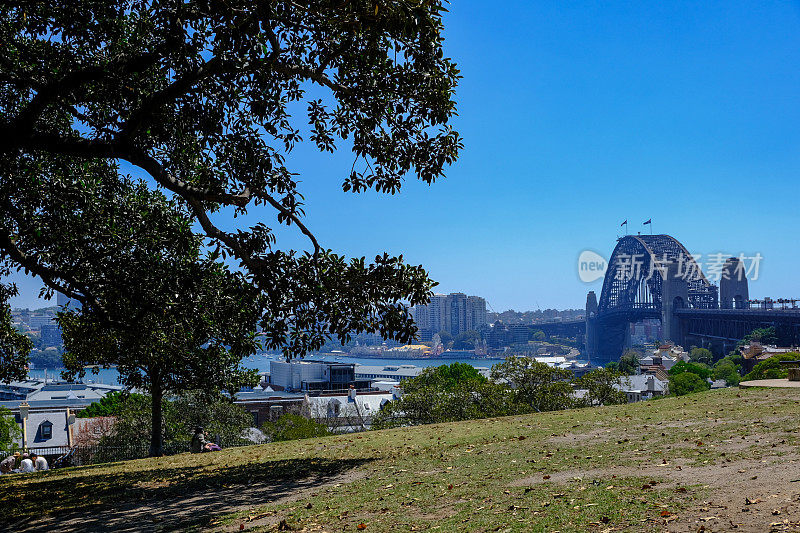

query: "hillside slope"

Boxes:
[2, 387, 800, 532]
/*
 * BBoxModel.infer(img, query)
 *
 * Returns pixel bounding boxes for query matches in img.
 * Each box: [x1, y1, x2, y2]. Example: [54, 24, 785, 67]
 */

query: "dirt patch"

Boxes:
[510, 452, 800, 532]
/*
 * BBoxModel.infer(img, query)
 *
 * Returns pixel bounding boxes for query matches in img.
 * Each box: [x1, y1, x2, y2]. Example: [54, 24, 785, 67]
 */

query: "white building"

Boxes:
[268, 360, 370, 392]
[303, 390, 396, 432]
[0, 379, 123, 450]
[617, 374, 669, 402]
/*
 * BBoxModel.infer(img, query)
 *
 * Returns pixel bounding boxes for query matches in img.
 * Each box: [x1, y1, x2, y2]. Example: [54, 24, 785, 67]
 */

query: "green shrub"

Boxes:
[262, 414, 331, 442]
[743, 353, 800, 381]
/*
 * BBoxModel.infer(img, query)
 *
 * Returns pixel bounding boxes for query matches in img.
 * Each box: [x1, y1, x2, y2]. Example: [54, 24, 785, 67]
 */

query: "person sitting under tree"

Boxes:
[190, 426, 220, 453]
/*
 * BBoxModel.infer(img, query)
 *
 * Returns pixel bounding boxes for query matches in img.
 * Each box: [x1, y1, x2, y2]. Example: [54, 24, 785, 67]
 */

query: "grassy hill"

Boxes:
[3, 387, 800, 532]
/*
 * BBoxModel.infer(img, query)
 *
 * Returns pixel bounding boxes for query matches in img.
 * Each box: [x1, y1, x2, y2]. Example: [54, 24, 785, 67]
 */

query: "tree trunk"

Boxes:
[149, 378, 164, 457]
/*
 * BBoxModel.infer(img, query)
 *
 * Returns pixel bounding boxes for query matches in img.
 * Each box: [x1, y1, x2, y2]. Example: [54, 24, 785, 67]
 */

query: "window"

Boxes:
[40, 421, 53, 440]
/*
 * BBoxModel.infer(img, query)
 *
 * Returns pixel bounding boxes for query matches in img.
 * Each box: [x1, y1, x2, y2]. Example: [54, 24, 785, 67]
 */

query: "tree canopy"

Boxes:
[0, 406, 21, 452]
[374, 362, 514, 428]
[689, 347, 713, 366]
[0, 280, 32, 382]
[739, 327, 778, 346]
[490, 357, 575, 412]
[575, 368, 627, 406]
[669, 372, 709, 396]
[0, 1, 462, 381]
[668, 361, 711, 381]
[616, 350, 641, 375]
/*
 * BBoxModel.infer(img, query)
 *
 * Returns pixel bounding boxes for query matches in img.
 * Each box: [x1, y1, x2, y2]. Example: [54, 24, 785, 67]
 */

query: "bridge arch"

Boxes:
[587, 235, 718, 364]
[597, 234, 716, 315]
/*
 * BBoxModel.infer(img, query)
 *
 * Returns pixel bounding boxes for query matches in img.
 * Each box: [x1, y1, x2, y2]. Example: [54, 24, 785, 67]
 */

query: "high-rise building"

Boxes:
[412, 293, 488, 339]
[40, 324, 63, 347]
[466, 296, 487, 332]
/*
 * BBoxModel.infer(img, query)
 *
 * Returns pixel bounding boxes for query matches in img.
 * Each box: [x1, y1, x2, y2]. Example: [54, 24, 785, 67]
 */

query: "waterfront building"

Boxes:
[268, 360, 371, 392]
[354, 364, 424, 381]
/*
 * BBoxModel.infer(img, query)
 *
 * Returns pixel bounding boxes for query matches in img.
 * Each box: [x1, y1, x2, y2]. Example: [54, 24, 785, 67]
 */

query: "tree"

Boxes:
[412, 362, 486, 390]
[453, 330, 480, 350]
[60, 255, 261, 456]
[532, 330, 546, 342]
[669, 361, 711, 381]
[0, 2, 461, 384]
[669, 372, 710, 396]
[373, 363, 514, 428]
[0, 406, 21, 452]
[437, 331, 454, 350]
[739, 327, 778, 346]
[712, 361, 740, 387]
[743, 353, 800, 381]
[0, 280, 32, 382]
[490, 357, 575, 412]
[617, 350, 641, 375]
[77, 390, 130, 418]
[576, 368, 627, 406]
[689, 347, 713, 366]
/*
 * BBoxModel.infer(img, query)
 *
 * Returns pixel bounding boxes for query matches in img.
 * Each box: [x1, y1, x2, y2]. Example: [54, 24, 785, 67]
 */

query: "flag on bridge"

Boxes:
[620, 220, 627, 227]
[643, 219, 652, 225]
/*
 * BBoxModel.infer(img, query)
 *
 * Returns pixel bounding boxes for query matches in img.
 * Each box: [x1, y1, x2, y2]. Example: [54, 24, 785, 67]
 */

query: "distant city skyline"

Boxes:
[5, 1, 800, 311]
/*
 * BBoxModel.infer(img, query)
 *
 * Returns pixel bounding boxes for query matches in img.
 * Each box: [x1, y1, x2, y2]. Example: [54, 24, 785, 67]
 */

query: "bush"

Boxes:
[262, 414, 331, 442]
[669, 372, 710, 396]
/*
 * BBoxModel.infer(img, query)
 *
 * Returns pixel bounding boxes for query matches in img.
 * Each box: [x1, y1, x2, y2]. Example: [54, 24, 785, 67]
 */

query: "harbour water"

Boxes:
[28, 352, 509, 385]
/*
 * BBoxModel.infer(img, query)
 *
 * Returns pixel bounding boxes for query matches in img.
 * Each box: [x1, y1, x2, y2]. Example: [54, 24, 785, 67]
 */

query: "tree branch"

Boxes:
[186, 198, 259, 272]
[122, 145, 252, 207]
[2, 130, 252, 208]
[118, 55, 224, 138]
[0, 230, 100, 312]
[261, 193, 321, 256]
[13, 52, 159, 134]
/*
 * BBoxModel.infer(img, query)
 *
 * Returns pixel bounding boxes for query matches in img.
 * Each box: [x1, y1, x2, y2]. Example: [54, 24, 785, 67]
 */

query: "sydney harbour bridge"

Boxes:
[534, 234, 800, 365]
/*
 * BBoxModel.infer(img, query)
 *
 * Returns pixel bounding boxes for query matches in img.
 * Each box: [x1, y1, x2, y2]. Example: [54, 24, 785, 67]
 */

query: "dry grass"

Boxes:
[3, 387, 800, 532]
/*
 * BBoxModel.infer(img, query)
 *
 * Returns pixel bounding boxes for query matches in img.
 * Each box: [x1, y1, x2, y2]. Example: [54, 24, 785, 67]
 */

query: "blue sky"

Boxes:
[8, 1, 800, 311]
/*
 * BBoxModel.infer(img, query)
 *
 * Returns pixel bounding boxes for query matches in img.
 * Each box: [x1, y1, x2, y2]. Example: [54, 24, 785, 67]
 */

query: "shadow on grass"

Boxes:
[0, 454, 373, 532]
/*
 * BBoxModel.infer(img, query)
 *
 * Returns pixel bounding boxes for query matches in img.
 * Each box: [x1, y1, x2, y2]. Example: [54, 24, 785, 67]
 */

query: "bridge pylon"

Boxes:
[585, 290, 598, 361]
[661, 261, 688, 345]
[720, 257, 749, 309]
